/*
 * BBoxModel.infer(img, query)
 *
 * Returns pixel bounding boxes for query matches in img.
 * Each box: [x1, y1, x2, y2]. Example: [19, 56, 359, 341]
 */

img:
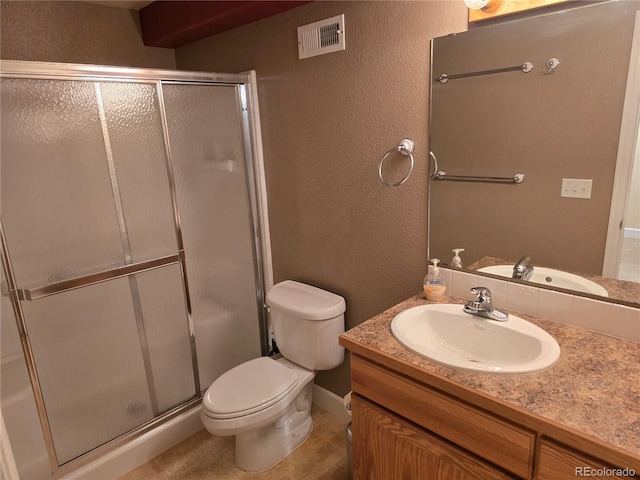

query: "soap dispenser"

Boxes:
[451, 248, 465, 269]
[423, 259, 447, 302]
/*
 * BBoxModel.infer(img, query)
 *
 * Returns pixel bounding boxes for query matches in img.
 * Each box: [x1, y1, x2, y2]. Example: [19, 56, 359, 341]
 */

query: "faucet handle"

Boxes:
[470, 287, 492, 304]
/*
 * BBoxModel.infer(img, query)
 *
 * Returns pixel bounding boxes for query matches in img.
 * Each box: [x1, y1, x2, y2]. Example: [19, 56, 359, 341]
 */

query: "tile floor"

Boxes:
[118, 405, 350, 480]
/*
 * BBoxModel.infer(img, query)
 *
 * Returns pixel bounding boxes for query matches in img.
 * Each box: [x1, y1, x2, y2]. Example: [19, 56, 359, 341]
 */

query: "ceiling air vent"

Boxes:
[297, 14, 345, 60]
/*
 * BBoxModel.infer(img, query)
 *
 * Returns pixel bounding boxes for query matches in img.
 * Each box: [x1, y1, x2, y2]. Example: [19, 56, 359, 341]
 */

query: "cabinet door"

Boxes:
[351, 354, 534, 478]
[351, 394, 514, 480]
[536, 439, 636, 480]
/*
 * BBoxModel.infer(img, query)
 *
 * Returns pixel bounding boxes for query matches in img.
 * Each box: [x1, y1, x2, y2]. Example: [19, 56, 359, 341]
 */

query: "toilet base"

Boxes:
[235, 382, 313, 472]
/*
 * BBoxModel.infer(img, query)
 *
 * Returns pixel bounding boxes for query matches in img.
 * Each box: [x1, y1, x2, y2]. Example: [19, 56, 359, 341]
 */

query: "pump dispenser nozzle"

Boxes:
[430, 258, 441, 272]
[451, 249, 465, 269]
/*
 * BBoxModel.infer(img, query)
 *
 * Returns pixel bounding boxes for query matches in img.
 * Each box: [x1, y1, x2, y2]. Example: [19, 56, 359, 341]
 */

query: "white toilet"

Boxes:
[200, 280, 346, 472]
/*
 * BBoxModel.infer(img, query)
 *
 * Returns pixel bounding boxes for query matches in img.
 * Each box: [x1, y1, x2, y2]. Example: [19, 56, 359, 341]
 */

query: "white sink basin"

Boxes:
[390, 304, 560, 374]
[478, 265, 608, 297]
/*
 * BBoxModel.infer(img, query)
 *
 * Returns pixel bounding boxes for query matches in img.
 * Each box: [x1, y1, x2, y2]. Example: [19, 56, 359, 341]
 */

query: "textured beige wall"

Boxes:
[175, 2, 467, 396]
[0, 1, 175, 68]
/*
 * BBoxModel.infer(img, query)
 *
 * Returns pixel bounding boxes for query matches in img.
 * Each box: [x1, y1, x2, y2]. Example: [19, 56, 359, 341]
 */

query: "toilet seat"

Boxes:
[203, 357, 298, 419]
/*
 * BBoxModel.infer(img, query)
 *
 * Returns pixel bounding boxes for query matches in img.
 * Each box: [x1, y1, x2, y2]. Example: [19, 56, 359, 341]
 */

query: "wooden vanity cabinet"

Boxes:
[349, 354, 639, 480]
[351, 354, 534, 479]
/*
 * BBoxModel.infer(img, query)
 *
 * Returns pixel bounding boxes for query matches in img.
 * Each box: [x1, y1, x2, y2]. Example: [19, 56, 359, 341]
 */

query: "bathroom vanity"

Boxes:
[339, 294, 640, 479]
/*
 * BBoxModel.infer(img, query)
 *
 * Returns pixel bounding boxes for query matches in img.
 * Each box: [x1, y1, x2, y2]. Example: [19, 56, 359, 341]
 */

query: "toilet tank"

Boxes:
[266, 280, 346, 371]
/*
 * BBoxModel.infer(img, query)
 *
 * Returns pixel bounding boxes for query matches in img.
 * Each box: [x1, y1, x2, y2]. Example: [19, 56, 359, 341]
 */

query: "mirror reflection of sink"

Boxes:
[477, 265, 608, 297]
[390, 304, 560, 374]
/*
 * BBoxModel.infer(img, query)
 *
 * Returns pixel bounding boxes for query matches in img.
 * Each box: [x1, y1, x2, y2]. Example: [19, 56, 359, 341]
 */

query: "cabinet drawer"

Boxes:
[536, 439, 638, 479]
[351, 355, 535, 479]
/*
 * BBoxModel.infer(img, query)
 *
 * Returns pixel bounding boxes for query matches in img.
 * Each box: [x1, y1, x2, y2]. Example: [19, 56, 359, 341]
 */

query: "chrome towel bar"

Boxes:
[438, 62, 533, 84]
[434, 170, 525, 184]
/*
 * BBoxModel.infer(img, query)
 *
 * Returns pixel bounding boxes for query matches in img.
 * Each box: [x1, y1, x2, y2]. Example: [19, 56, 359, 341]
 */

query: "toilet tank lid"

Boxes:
[267, 280, 346, 320]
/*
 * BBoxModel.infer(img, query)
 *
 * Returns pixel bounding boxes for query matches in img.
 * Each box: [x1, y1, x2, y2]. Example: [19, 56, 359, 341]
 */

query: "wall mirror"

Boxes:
[429, 0, 640, 307]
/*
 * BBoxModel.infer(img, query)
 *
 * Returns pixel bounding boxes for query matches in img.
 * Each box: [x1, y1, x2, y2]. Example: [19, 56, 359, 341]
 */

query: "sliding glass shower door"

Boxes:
[0, 63, 265, 475]
[1, 76, 197, 465]
[162, 83, 264, 388]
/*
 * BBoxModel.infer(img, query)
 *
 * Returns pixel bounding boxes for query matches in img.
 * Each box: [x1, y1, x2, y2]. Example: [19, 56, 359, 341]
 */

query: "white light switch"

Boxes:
[561, 178, 592, 199]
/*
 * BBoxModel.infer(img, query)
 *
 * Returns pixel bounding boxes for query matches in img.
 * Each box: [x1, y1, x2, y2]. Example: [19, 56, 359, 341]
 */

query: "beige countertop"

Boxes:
[340, 292, 640, 463]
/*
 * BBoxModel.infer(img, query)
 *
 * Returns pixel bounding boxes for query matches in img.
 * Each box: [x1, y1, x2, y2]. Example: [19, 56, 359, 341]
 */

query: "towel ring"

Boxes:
[378, 139, 415, 187]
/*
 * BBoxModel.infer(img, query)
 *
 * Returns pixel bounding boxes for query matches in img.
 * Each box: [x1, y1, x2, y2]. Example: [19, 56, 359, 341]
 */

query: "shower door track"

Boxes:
[0, 60, 269, 477]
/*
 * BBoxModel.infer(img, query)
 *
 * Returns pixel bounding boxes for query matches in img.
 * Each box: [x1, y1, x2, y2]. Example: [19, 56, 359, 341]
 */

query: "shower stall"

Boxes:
[0, 61, 270, 478]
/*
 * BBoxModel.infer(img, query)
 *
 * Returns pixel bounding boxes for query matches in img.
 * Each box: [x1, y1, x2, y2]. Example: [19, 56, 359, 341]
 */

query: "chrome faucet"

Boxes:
[512, 256, 534, 281]
[463, 287, 509, 322]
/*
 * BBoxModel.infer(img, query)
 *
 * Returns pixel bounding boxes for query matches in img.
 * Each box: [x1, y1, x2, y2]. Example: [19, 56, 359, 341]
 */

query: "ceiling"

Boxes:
[80, 0, 312, 48]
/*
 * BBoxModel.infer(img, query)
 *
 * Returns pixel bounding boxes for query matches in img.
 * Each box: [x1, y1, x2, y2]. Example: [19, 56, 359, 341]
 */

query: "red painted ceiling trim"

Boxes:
[140, 1, 314, 48]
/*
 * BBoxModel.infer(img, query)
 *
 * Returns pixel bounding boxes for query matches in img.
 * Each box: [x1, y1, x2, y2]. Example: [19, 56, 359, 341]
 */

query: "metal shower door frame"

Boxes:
[0, 60, 269, 476]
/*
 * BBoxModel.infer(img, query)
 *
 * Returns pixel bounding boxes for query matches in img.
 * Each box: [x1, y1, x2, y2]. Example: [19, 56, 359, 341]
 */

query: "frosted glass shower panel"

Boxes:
[1, 268, 51, 479]
[97, 82, 178, 260]
[162, 84, 262, 388]
[0, 79, 124, 288]
[136, 264, 196, 412]
[21, 279, 154, 465]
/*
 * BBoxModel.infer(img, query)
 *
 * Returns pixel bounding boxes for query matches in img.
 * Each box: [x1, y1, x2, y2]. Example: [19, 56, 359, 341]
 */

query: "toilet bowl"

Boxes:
[200, 280, 346, 473]
[201, 357, 315, 472]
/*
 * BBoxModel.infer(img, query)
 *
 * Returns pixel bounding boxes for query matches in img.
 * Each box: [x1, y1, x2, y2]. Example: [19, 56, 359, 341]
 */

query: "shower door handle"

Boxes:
[16, 252, 182, 301]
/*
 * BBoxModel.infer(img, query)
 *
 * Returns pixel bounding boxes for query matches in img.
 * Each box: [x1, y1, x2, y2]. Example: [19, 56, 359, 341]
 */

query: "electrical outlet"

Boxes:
[561, 178, 592, 199]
